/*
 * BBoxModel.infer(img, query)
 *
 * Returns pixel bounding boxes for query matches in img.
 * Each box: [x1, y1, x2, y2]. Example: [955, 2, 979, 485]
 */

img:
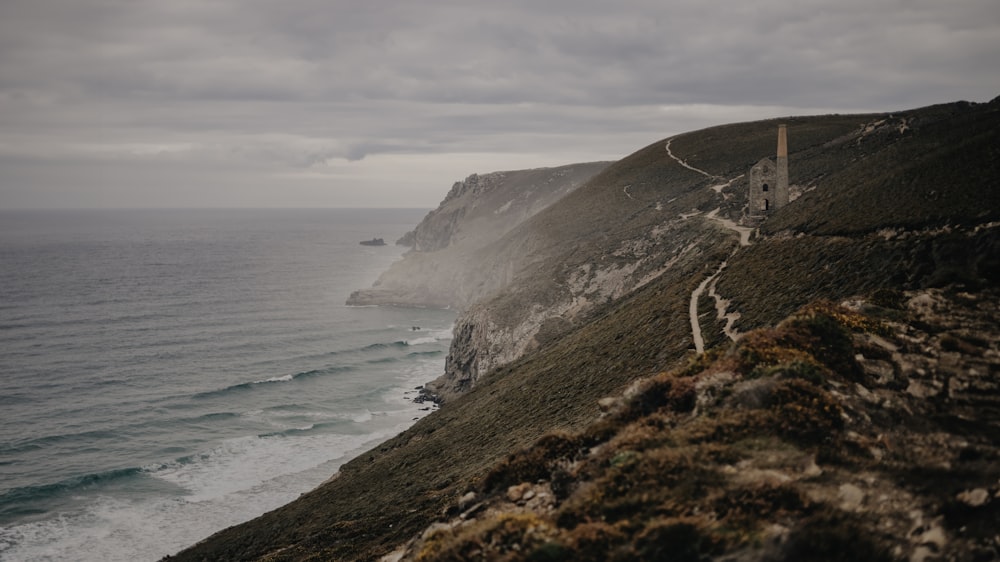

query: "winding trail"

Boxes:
[689, 207, 755, 353]
[706, 208, 754, 247]
[690, 262, 726, 353]
[707, 270, 742, 341]
[663, 135, 753, 353]
[709, 174, 743, 194]
[665, 138, 716, 179]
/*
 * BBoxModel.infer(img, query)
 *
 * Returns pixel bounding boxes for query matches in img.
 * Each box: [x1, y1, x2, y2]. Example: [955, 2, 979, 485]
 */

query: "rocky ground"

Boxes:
[385, 288, 1000, 562]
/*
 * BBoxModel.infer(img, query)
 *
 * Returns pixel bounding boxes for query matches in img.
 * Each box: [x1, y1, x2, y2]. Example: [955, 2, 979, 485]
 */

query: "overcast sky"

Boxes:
[1, 0, 997, 209]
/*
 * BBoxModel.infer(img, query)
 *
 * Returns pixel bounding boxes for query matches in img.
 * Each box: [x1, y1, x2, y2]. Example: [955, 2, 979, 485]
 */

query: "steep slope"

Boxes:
[169, 98, 1000, 561]
[712, 100, 1000, 335]
[169, 226, 736, 561]
[392, 291, 1000, 561]
[347, 162, 608, 308]
[428, 100, 1000, 401]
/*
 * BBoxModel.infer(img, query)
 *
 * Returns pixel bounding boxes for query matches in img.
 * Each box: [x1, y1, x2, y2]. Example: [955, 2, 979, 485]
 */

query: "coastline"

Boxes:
[1, 351, 450, 562]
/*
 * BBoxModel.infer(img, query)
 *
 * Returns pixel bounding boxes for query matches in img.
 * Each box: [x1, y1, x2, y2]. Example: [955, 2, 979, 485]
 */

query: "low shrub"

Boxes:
[480, 431, 583, 493]
[565, 522, 626, 561]
[417, 513, 560, 562]
[714, 483, 810, 527]
[768, 379, 844, 445]
[779, 513, 894, 562]
[870, 288, 905, 309]
[632, 517, 720, 562]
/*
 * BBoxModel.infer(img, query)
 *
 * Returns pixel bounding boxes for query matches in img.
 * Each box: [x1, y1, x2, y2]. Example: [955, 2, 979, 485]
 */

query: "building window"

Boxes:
[762, 183, 769, 192]
[763, 199, 769, 211]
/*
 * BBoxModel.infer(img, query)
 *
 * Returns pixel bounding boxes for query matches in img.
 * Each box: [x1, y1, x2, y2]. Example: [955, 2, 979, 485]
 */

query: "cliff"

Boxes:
[346, 162, 609, 309]
[168, 98, 1000, 561]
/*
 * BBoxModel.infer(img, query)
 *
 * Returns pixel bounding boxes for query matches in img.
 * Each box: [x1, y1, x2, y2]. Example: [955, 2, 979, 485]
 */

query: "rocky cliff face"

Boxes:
[346, 162, 609, 309]
[429, 213, 733, 401]
[405, 172, 520, 252]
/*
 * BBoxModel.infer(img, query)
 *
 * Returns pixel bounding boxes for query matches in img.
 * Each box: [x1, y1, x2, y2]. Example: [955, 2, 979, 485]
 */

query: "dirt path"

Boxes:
[661, 134, 755, 352]
[665, 138, 716, 178]
[689, 208, 755, 352]
[707, 267, 742, 340]
[706, 208, 754, 247]
[689, 262, 726, 353]
[708, 174, 743, 194]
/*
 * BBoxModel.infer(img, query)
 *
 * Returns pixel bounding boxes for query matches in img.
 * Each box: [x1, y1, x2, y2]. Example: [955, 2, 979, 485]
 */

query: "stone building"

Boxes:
[748, 124, 789, 217]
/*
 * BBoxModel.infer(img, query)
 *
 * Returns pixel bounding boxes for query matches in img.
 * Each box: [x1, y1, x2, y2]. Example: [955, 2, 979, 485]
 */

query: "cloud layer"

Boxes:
[1, 0, 997, 208]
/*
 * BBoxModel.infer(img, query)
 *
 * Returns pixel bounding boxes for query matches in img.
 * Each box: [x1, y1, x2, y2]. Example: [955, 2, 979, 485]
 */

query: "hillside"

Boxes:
[390, 291, 1000, 561]
[168, 98, 1000, 561]
[427, 100, 999, 401]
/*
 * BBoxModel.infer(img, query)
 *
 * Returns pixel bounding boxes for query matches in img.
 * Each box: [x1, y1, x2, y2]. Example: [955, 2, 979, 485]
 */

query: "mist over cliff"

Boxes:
[347, 162, 609, 309]
[171, 97, 1000, 561]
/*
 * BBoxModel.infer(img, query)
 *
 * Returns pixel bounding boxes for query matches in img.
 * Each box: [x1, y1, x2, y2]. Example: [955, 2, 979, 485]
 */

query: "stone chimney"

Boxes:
[775, 124, 789, 208]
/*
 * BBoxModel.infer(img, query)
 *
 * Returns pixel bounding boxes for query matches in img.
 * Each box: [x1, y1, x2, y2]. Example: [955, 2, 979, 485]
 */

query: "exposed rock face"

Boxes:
[347, 163, 609, 309]
[407, 172, 512, 252]
[428, 219, 729, 402]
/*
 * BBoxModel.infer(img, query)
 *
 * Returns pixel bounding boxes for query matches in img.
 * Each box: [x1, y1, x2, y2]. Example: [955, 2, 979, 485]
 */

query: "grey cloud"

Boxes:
[0, 0, 997, 208]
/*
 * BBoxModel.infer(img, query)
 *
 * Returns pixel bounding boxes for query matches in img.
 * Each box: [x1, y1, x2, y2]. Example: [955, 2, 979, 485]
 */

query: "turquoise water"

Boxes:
[0, 209, 453, 561]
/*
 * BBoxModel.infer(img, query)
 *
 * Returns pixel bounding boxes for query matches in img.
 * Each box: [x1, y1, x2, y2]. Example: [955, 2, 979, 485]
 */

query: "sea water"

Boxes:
[0, 208, 453, 561]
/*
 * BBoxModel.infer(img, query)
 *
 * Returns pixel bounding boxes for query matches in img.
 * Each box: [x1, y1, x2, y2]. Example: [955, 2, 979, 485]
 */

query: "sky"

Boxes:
[1, 0, 998, 209]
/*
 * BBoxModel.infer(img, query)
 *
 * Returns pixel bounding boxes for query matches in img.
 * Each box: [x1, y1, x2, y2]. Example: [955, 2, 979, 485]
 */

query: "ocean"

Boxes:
[0, 208, 454, 561]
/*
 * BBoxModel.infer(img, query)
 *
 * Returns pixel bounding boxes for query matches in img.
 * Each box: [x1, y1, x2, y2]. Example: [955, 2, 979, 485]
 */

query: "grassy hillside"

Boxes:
[401, 291, 1000, 561]
[715, 100, 1000, 332]
[766, 101, 1000, 235]
[169, 98, 1000, 561]
[450, 102, 996, 400]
